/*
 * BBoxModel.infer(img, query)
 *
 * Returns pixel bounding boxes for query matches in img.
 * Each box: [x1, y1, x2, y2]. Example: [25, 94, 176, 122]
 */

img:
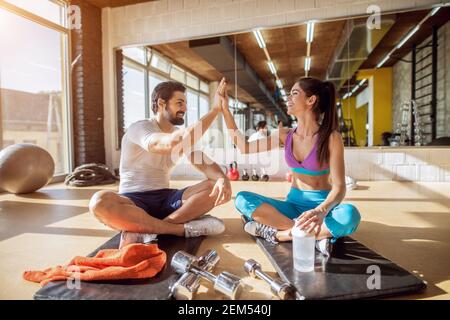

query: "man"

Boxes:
[89, 78, 232, 248]
[248, 120, 268, 142]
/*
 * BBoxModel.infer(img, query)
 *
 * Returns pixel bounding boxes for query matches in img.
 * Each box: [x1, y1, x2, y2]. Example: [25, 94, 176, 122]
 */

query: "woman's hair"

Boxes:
[256, 120, 267, 131]
[297, 77, 338, 167]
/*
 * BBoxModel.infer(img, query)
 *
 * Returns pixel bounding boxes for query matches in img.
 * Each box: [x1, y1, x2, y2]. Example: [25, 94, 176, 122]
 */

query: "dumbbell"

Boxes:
[170, 249, 220, 300]
[251, 168, 260, 181]
[261, 168, 269, 182]
[244, 259, 296, 300]
[241, 169, 250, 181]
[171, 250, 242, 299]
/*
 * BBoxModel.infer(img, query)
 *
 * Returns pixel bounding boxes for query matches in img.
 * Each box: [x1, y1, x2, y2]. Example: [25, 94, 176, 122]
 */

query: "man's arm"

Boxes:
[148, 78, 226, 154]
[188, 150, 232, 206]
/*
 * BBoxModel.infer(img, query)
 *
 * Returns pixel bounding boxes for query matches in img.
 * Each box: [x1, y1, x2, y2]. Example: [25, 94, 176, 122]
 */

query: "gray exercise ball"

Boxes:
[0, 144, 55, 194]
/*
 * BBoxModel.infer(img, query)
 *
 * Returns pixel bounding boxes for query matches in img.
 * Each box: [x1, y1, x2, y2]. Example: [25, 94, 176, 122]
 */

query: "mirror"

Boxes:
[114, 5, 450, 148]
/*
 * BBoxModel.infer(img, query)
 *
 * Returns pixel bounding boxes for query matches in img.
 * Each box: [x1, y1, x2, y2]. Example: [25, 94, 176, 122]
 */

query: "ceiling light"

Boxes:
[253, 29, 266, 49]
[267, 61, 277, 75]
[276, 79, 283, 89]
[396, 25, 420, 49]
[304, 57, 311, 71]
[430, 6, 441, 16]
[376, 54, 390, 68]
[306, 21, 315, 43]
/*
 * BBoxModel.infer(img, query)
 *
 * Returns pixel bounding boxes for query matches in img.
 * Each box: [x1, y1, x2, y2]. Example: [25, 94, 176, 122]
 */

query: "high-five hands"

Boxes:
[213, 78, 227, 112]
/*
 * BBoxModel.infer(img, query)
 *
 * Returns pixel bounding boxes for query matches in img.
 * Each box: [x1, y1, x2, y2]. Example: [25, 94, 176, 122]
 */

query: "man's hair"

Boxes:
[151, 81, 186, 114]
[256, 120, 267, 131]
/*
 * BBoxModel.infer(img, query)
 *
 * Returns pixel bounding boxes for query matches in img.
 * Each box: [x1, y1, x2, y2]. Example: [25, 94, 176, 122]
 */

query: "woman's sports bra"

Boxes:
[284, 127, 330, 176]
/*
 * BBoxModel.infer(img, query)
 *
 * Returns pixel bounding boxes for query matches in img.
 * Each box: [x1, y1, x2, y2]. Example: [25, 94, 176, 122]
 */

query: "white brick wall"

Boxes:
[169, 147, 450, 182]
[106, 0, 441, 48]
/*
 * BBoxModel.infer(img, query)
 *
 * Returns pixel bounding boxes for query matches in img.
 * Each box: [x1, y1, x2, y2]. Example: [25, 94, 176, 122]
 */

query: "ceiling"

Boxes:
[85, 0, 154, 8]
[148, 7, 449, 114]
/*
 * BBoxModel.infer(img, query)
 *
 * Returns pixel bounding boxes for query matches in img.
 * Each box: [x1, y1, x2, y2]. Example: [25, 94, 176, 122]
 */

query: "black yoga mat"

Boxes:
[34, 233, 204, 300]
[256, 237, 427, 300]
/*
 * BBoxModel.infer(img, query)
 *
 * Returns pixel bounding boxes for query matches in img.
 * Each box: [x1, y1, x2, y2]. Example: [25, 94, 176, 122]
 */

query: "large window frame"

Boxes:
[117, 47, 210, 149]
[0, 0, 73, 181]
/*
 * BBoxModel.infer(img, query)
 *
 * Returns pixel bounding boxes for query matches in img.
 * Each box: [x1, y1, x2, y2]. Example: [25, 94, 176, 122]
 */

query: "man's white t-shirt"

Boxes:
[119, 118, 179, 193]
[248, 131, 267, 142]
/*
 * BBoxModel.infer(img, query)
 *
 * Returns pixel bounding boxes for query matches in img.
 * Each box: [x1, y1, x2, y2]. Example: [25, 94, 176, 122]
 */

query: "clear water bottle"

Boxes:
[292, 227, 315, 272]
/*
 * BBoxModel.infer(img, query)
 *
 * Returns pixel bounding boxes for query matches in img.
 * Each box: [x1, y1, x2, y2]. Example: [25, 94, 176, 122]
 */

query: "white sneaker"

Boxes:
[244, 221, 278, 244]
[315, 238, 333, 256]
[184, 215, 225, 238]
[119, 231, 157, 249]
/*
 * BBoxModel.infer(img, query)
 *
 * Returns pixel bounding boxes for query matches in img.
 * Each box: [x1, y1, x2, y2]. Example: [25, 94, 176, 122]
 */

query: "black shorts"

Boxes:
[120, 187, 188, 220]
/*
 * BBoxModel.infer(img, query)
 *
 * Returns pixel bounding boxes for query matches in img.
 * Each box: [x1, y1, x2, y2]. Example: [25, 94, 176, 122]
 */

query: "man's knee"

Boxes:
[89, 190, 119, 222]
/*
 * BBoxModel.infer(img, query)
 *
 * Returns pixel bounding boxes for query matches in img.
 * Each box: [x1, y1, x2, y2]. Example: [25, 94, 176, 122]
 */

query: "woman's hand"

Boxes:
[294, 206, 328, 236]
[213, 78, 227, 112]
[209, 177, 232, 206]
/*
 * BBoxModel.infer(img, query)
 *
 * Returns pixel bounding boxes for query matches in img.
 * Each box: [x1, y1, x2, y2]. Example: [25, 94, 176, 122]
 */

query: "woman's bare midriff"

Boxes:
[291, 173, 332, 191]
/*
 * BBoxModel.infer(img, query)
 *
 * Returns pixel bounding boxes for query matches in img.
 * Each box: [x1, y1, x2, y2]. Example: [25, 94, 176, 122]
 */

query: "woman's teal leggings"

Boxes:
[235, 187, 361, 240]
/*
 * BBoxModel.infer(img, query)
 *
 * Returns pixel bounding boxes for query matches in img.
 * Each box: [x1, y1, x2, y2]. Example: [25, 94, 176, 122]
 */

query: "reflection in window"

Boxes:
[170, 65, 185, 83]
[123, 47, 146, 65]
[186, 90, 199, 127]
[0, 6, 69, 175]
[151, 52, 171, 74]
[123, 63, 145, 129]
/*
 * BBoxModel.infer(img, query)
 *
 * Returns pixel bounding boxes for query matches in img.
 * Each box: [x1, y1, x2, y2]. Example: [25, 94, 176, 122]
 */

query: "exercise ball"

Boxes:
[0, 144, 55, 194]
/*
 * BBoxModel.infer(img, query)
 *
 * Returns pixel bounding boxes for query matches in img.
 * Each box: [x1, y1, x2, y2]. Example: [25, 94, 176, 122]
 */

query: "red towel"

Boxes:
[23, 243, 166, 287]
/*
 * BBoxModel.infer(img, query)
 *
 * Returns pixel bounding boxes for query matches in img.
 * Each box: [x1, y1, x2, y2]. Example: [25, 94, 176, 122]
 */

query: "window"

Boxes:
[117, 47, 211, 144]
[123, 47, 146, 65]
[123, 62, 146, 129]
[199, 95, 209, 118]
[170, 65, 185, 83]
[186, 90, 199, 127]
[186, 73, 199, 90]
[0, 3, 71, 175]
[200, 81, 209, 94]
[151, 52, 171, 74]
[4, 0, 64, 26]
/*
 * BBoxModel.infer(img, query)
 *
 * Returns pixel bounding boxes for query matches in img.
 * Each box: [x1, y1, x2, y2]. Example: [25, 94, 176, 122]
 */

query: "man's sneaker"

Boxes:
[119, 231, 157, 249]
[244, 221, 278, 244]
[184, 215, 225, 238]
[315, 238, 333, 256]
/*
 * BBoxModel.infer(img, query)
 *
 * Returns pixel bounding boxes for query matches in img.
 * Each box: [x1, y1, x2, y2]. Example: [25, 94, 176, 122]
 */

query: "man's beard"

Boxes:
[168, 111, 185, 125]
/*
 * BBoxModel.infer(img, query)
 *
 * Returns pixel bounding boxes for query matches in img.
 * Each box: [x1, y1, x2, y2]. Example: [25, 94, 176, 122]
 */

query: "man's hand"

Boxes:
[208, 177, 232, 206]
[294, 206, 328, 237]
[213, 78, 227, 112]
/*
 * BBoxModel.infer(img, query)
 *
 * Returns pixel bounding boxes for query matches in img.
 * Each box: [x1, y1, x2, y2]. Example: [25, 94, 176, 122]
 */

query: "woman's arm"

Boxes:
[221, 87, 288, 154]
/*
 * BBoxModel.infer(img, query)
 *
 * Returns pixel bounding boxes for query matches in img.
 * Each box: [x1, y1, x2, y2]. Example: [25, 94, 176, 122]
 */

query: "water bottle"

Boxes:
[292, 227, 315, 272]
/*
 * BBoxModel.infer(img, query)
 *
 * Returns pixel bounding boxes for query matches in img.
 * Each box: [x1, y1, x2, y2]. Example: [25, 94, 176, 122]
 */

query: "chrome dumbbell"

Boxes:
[170, 249, 220, 300]
[244, 259, 296, 300]
[171, 250, 242, 300]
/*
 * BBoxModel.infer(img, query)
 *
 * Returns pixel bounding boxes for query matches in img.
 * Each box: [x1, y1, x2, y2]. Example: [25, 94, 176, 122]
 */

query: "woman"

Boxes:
[220, 77, 361, 255]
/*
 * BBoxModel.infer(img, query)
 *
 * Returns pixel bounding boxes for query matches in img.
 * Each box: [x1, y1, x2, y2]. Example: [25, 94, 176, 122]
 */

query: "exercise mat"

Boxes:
[34, 233, 204, 300]
[256, 236, 426, 300]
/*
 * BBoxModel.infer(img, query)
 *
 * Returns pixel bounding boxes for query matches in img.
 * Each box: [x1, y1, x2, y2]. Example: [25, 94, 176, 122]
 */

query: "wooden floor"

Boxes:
[0, 180, 449, 300]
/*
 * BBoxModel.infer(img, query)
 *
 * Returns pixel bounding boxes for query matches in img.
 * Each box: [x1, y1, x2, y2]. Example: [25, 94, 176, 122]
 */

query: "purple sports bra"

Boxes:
[284, 127, 330, 176]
